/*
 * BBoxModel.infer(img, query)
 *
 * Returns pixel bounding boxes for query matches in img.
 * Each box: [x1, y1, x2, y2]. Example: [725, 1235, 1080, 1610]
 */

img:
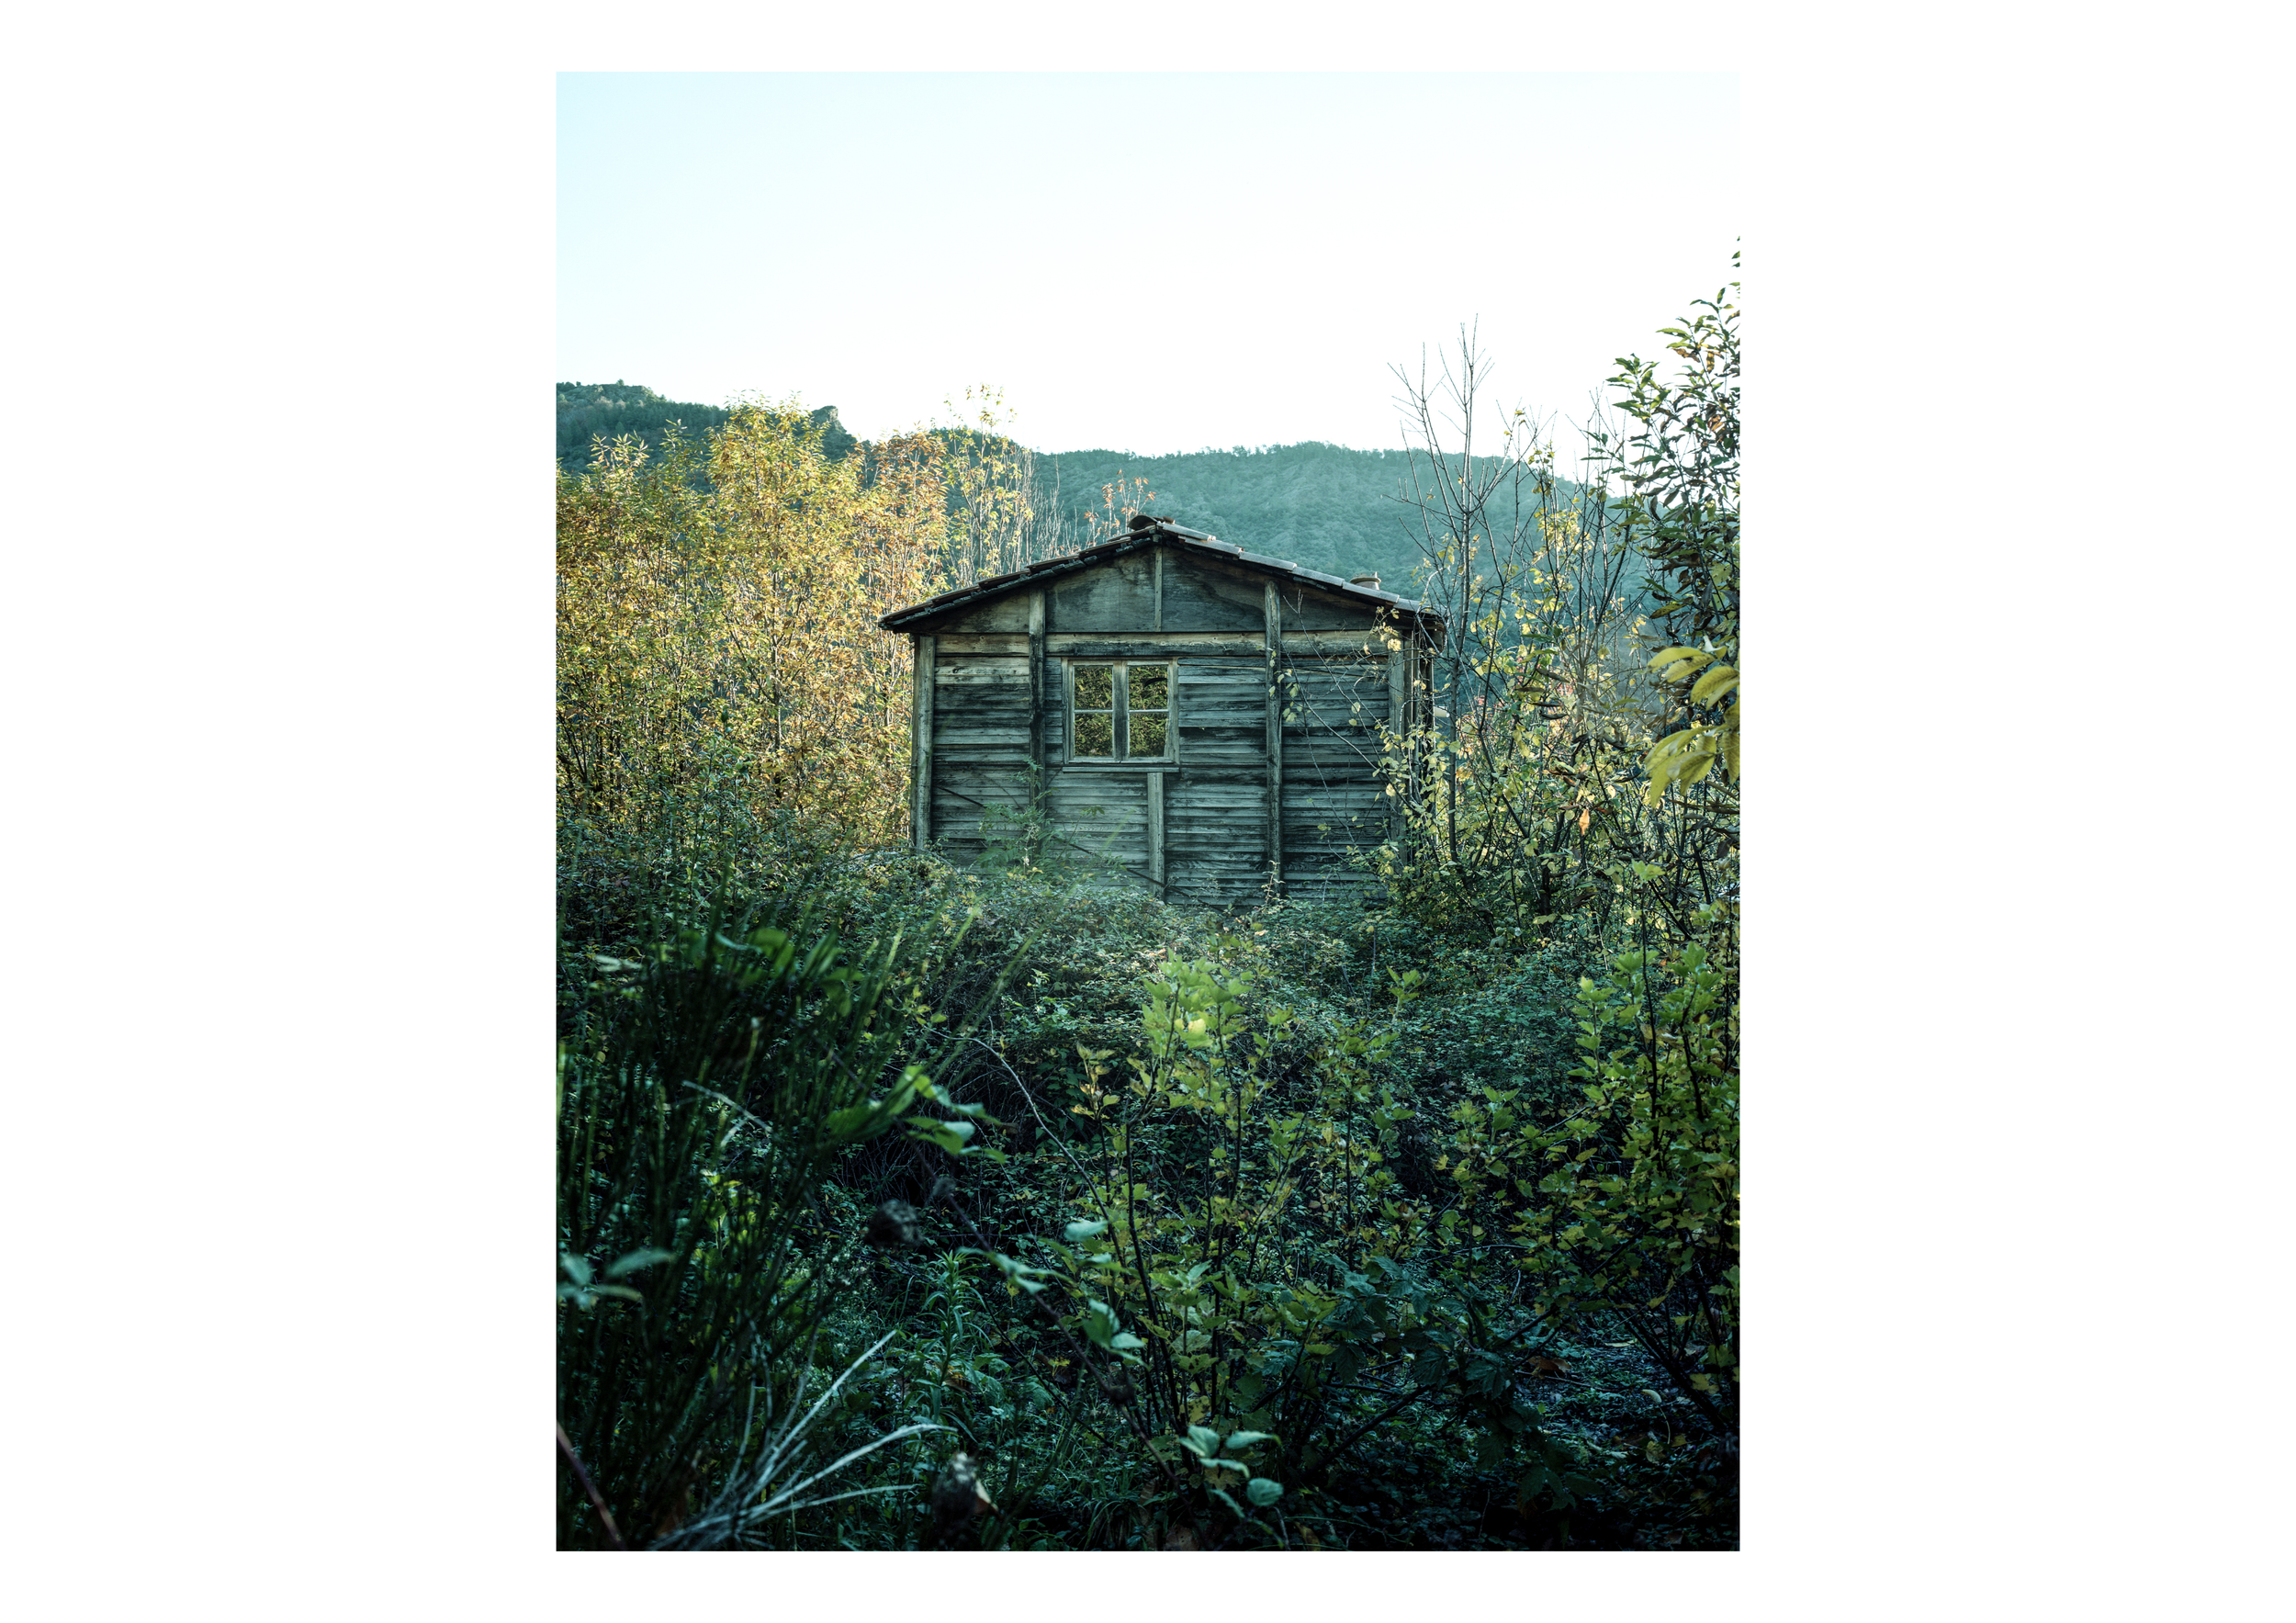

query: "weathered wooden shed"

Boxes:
[880, 516, 1444, 905]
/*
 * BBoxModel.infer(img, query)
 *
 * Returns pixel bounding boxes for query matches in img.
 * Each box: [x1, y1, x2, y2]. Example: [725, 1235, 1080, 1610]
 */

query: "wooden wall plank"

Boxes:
[936, 765, 1034, 789]
[938, 594, 1033, 633]
[1161, 553, 1269, 634]
[1268, 648, 1399, 895]
[1049, 551, 1155, 632]
[1273, 580, 1383, 632]
[935, 788, 1030, 812]
[1283, 700, 1388, 729]
[1047, 776, 1148, 823]
[1166, 767, 1267, 904]
[1049, 635, 1252, 658]
[1046, 629, 1382, 656]
[1173, 737, 1265, 767]
[1175, 656, 1266, 769]
[1285, 653, 1387, 685]
[1284, 786, 1390, 812]
[1285, 748, 1386, 778]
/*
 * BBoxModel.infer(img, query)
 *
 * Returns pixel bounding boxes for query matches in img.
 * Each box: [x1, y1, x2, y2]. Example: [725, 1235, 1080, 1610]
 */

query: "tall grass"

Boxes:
[557, 904, 945, 1548]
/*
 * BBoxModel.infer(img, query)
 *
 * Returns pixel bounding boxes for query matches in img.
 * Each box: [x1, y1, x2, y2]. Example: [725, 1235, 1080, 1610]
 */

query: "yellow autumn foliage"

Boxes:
[556, 399, 947, 851]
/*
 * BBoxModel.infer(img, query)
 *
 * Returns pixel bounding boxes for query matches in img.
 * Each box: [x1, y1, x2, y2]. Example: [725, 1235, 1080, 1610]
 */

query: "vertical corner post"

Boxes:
[1145, 770, 1165, 901]
[912, 633, 935, 852]
[1265, 580, 1283, 890]
[1388, 633, 1407, 847]
[1027, 590, 1046, 774]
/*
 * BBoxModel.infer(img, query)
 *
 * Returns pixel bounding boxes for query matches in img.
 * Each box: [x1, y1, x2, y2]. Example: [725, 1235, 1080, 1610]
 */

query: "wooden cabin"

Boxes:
[879, 516, 1443, 905]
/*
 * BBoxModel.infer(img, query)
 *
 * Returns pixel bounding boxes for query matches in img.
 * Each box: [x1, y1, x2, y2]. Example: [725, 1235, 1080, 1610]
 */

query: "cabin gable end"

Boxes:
[884, 521, 1440, 904]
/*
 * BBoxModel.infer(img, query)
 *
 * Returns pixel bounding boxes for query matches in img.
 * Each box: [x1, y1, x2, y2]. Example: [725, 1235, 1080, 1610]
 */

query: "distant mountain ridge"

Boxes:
[557, 384, 1585, 598]
[1034, 442, 1455, 592]
[557, 382, 855, 469]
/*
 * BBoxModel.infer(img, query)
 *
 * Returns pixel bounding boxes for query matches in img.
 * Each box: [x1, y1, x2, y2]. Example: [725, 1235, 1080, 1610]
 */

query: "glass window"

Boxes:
[1069, 660, 1172, 762]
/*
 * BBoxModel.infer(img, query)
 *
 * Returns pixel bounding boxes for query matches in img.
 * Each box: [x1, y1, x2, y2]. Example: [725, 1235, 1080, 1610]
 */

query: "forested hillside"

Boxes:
[555, 276, 1739, 1552]
[557, 381, 854, 469]
[1030, 443, 1483, 589]
[557, 385, 1570, 596]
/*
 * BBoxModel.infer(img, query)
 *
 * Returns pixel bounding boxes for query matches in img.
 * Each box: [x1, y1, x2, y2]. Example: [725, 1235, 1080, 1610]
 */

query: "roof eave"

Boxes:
[878, 523, 1442, 632]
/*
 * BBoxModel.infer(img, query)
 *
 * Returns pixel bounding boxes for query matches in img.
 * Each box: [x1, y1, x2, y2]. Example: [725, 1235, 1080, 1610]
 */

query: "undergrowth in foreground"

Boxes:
[557, 822, 1738, 1550]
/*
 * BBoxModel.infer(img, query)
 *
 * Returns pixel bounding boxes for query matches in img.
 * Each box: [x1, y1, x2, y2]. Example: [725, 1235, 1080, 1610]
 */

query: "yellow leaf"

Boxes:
[1688, 666, 1738, 706]
[1653, 648, 1715, 685]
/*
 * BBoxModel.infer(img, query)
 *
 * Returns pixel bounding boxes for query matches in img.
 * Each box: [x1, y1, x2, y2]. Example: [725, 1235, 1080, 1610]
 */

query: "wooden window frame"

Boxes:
[1064, 658, 1176, 766]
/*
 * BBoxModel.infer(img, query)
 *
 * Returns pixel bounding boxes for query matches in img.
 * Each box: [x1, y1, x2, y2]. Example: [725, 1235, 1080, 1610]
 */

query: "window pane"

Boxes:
[1130, 665, 1169, 709]
[1128, 714, 1167, 758]
[1075, 712, 1113, 757]
[1075, 666, 1113, 707]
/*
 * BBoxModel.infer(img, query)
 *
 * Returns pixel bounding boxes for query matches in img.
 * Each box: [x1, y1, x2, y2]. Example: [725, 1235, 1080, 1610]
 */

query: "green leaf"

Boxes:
[1200, 1457, 1250, 1475]
[604, 1247, 674, 1280]
[906, 1117, 977, 1155]
[1064, 1219, 1109, 1243]
[1688, 665, 1738, 706]
[1186, 1424, 1222, 1458]
[824, 1101, 885, 1141]
[558, 1253, 592, 1287]
[1208, 1487, 1246, 1519]
[1245, 1477, 1284, 1507]
[1223, 1430, 1277, 1451]
[967, 1249, 1055, 1294]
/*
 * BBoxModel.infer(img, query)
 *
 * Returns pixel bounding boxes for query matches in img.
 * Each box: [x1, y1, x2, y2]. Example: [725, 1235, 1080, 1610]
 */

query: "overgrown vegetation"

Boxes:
[557, 274, 1740, 1550]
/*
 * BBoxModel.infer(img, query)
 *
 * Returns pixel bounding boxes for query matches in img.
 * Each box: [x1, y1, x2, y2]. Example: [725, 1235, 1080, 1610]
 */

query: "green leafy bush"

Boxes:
[556, 910, 992, 1548]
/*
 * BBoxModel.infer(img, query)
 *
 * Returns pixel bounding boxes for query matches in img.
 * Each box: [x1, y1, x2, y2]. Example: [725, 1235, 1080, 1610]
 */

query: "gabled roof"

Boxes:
[878, 517, 1441, 632]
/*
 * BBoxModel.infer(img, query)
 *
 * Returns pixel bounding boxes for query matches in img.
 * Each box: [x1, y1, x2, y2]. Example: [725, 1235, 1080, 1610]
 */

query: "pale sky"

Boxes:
[558, 73, 1738, 468]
